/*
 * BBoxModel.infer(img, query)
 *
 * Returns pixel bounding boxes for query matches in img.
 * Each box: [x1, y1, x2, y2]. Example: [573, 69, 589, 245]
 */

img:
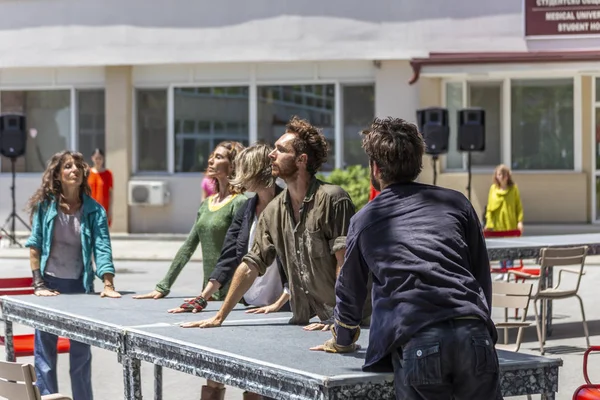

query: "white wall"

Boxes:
[375, 61, 420, 125]
[128, 175, 204, 234]
[0, 0, 530, 68]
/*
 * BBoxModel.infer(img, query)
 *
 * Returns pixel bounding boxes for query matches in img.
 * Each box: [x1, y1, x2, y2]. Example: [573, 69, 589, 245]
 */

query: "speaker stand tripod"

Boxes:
[0, 157, 31, 247]
[466, 151, 472, 201]
[431, 155, 439, 186]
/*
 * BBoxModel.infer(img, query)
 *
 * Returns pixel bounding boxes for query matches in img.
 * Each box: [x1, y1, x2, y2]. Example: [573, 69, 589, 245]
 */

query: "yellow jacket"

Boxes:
[485, 184, 523, 232]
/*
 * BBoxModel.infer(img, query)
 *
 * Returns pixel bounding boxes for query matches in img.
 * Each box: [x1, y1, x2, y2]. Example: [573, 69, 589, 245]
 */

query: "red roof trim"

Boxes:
[409, 51, 600, 85]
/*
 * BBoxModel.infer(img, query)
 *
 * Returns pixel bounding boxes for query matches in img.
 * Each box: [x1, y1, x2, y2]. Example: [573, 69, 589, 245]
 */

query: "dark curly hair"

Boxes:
[26, 150, 91, 219]
[285, 116, 328, 175]
[361, 117, 424, 184]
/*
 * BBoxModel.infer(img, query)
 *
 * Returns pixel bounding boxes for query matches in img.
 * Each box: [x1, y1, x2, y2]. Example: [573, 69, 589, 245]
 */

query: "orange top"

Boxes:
[88, 169, 113, 223]
[369, 184, 380, 201]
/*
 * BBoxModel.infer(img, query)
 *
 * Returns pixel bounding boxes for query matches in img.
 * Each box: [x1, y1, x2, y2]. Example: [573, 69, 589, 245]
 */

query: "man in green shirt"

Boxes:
[181, 116, 371, 331]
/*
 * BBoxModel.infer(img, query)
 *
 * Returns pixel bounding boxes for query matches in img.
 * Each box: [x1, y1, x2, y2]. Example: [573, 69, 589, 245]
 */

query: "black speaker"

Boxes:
[416, 107, 449, 156]
[458, 108, 485, 152]
[0, 113, 27, 158]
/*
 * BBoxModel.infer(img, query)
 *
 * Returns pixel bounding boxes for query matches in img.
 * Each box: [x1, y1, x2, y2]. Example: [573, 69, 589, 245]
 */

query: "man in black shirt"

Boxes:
[311, 117, 502, 400]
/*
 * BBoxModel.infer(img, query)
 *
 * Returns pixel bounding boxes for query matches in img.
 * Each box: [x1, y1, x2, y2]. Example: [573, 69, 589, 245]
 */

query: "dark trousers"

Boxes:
[392, 318, 503, 400]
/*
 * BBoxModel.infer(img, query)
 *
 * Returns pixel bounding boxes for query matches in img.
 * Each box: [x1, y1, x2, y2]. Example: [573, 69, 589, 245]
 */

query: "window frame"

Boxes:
[441, 75, 582, 174]
[132, 78, 375, 175]
[0, 85, 103, 175]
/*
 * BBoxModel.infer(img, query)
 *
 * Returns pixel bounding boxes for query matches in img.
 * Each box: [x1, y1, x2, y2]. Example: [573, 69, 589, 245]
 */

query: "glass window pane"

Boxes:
[597, 176, 600, 221]
[136, 89, 167, 172]
[343, 84, 374, 167]
[77, 90, 105, 165]
[173, 86, 249, 173]
[596, 107, 600, 170]
[468, 82, 502, 167]
[0, 90, 71, 173]
[445, 82, 463, 170]
[258, 84, 335, 171]
[511, 79, 574, 170]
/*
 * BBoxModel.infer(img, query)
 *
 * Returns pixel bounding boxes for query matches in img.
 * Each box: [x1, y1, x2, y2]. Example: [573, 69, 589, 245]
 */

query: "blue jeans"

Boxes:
[34, 275, 93, 400]
[392, 318, 503, 400]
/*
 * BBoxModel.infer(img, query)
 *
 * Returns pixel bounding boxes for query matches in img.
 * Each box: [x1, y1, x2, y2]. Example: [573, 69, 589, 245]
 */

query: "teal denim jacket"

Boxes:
[24, 194, 115, 293]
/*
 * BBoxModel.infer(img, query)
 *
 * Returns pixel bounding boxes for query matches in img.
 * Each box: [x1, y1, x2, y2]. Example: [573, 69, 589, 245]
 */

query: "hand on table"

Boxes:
[245, 303, 281, 314]
[34, 289, 59, 297]
[132, 290, 165, 299]
[310, 338, 361, 353]
[303, 322, 333, 331]
[101, 286, 121, 298]
[168, 305, 203, 314]
[180, 316, 222, 329]
[168, 306, 192, 314]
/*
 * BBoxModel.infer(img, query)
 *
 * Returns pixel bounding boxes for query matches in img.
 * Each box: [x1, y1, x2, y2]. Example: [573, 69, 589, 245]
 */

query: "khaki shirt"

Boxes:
[243, 178, 355, 324]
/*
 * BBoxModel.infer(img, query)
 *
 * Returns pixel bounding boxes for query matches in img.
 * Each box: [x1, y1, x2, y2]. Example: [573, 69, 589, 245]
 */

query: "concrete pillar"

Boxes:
[374, 60, 420, 124]
[581, 75, 593, 222]
[105, 66, 132, 233]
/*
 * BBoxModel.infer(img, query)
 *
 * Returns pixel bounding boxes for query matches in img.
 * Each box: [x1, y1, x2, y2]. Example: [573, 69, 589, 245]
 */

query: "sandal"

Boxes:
[178, 295, 208, 312]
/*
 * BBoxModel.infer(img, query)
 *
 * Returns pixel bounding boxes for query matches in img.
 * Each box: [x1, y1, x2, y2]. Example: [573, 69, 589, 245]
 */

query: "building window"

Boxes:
[77, 90, 105, 164]
[136, 89, 167, 172]
[343, 84, 374, 167]
[468, 82, 502, 168]
[173, 86, 249, 173]
[444, 78, 574, 171]
[258, 84, 335, 171]
[511, 79, 574, 170]
[0, 90, 71, 173]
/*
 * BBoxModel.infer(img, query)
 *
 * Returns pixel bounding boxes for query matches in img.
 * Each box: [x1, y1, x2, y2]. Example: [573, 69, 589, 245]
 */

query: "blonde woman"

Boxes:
[169, 143, 289, 315]
[485, 164, 523, 276]
[133, 141, 247, 301]
[168, 143, 286, 400]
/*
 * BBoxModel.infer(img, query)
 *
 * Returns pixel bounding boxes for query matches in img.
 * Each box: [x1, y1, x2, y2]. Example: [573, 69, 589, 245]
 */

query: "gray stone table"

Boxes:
[485, 232, 600, 261]
[0, 293, 563, 399]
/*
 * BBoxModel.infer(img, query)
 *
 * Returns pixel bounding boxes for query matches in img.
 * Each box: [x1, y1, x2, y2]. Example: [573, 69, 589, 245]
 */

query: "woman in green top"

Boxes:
[133, 141, 247, 301]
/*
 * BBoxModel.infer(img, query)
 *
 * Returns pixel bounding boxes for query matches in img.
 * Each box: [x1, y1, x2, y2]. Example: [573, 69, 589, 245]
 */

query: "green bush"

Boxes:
[317, 165, 370, 210]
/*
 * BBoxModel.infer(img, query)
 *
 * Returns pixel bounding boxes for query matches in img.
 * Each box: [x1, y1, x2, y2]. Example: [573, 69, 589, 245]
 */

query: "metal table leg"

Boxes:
[541, 392, 555, 400]
[154, 364, 163, 400]
[4, 319, 15, 362]
[122, 356, 131, 400]
[122, 357, 142, 400]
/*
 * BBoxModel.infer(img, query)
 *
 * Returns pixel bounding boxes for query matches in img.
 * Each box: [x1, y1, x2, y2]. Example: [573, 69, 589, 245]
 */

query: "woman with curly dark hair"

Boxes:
[25, 150, 120, 400]
[133, 141, 247, 301]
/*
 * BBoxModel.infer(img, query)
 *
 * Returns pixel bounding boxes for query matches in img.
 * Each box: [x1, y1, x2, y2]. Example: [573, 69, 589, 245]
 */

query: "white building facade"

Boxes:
[0, 0, 599, 233]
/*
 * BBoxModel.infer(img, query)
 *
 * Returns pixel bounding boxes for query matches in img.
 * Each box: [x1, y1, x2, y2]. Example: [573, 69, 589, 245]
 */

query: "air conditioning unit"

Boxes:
[128, 181, 170, 206]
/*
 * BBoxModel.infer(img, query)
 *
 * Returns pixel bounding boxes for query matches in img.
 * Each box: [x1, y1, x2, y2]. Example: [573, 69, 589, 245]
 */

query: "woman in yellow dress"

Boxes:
[485, 164, 524, 278]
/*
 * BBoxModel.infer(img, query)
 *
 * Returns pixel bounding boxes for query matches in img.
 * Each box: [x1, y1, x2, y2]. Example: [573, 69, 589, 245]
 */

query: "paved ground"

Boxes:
[2, 235, 600, 399]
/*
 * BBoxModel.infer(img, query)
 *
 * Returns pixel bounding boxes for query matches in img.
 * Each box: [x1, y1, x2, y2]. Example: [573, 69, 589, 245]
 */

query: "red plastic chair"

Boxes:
[574, 346, 600, 399]
[0, 277, 70, 358]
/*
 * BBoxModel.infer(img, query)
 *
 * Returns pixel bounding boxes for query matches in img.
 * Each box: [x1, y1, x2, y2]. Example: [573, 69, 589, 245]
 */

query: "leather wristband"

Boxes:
[32, 269, 49, 293]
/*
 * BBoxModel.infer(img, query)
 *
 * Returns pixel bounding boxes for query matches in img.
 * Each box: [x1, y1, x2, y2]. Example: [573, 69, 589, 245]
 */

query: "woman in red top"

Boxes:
[87, 149, 114, 227]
